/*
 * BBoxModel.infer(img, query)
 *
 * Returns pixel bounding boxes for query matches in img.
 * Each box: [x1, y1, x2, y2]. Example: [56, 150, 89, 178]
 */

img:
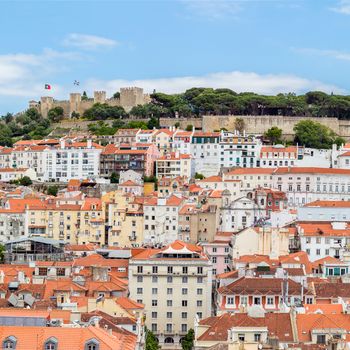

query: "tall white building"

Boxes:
[128, 241, 212, 347]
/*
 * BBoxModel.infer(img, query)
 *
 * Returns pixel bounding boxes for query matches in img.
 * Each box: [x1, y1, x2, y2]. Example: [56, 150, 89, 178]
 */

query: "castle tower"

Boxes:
[94, 91, 106, 104]
[69, 93, 82, 117]
[120, 87, 145, 112]
[40, 97, 54, 118]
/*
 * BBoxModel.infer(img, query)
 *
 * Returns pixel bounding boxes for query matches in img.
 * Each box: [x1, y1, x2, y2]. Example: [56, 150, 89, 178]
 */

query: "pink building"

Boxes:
[201, 232, 233, 278]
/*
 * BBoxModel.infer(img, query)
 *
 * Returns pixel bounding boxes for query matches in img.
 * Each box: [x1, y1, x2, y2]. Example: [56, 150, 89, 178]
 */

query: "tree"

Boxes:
[110, 172, 119, 184]
[0, 244, 5, 264]
[186, 124, 193, 132]
[47, 185, 59, 196]
[48, 106, 64, 123]
[293, 120, 344, 149]
[113, 92, 120, 99]
[234, 118, 245, 134]
[71, 111, 80, 119]
[81, 91, 88, 101]
[174, 122, 180, 128]
[83, 103, 127, 120]
[19, 176, 32, 186]
[145, 328, 160, 350]
[194, 173, 205, 180]
[264, 126, 283, 144]
[147, 117, 159, 130]
[182, 329, 195, 350]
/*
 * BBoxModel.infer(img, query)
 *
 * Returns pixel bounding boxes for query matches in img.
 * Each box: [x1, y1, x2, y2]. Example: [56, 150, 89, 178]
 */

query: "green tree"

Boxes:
[264, 126, 283, 144]
[83, 103, 127, 120]
[293, 120, 344, 149]
[185, 124, 193, 132]
[147, 117, 159, 130]
[174, 122, 180, 128]
[48, 106, 64, 123]
[145, 328, 160, 350]
[110, 172, 119, 184]
[182, 329, 195, 350]
[194, 173, 205, 180]
[47, 185, 59, 196]
[19, 176, 32, 186]
[71, 111, 80, 119]
[81, 91, 88, 101]
[234, 118, 245, 134]
[0, 244, 5, 263]
[113, 92, 120, 99]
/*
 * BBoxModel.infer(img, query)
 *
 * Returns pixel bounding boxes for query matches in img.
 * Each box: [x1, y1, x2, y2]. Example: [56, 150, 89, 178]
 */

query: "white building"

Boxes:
[143, 195, 184, 244]
[298, 221, 350, 261]
[128, 241, 212, 347]
[0, 168, 37, 182]
[298, 200, 350, 222]
[43, 140, 103, 182]
[156, 152, 194, 180]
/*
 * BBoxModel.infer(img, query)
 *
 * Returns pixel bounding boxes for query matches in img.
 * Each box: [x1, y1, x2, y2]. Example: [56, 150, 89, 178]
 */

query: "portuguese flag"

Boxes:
[45, 84, 51, 90]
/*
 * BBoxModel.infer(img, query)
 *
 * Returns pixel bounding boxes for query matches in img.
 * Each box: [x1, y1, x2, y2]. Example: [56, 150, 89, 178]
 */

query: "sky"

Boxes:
[1, 0, 350, 114]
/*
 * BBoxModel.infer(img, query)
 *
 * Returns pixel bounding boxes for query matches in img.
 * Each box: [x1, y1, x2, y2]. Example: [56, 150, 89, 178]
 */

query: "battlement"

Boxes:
[30, 87, 149, 119]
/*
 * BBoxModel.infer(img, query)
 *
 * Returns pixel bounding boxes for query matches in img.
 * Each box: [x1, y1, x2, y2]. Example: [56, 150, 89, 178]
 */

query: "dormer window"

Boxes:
[44, 337, 58, 350]
[85, 339, 99, 350]
[3, 336, 17, 349]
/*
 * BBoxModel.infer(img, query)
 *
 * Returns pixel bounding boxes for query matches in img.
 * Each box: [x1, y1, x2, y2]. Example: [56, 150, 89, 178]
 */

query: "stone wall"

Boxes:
[202, 115, 349, 137]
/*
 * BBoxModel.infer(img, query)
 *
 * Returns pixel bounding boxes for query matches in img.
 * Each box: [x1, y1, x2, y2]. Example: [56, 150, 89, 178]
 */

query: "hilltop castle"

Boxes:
[29, 87, 151, 118]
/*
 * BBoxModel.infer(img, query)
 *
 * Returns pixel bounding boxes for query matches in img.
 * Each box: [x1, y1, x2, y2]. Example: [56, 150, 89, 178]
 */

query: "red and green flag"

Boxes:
[45, 84, 51, 90]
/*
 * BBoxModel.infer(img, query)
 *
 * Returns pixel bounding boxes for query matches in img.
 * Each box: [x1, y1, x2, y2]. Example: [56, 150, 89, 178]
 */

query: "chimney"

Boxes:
[60, 140, 65, 149]
[87, 139, 92, 149]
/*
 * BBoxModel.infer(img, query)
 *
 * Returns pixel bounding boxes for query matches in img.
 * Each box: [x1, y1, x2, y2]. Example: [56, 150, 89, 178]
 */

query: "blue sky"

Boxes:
[1, 0, 350, 114]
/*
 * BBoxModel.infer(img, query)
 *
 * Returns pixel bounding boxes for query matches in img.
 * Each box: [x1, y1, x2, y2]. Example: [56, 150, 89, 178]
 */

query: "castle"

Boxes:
[29, 87, 151, 118]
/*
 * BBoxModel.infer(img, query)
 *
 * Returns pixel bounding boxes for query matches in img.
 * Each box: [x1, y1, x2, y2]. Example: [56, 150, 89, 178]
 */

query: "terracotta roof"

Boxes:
[199, 312, 293, 342]
[0, 325, 132, 350]
[218, 276, 308, 296]
[298, 222, 350, 237]
[226, 168, 276, 175]
[275, 167, 350, 175]
[304, 303, 343, 314]
[157, 152, 191, 160]
[304, 200, 350, 208]
[314, 282, 350, 299]
[116, 297, 144, 310]
[199, 175, 222, 183]
[297, 314, 350, 342]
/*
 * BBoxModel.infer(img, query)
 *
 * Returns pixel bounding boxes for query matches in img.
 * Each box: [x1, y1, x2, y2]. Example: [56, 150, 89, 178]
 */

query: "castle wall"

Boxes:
[202, 115, 343, 136]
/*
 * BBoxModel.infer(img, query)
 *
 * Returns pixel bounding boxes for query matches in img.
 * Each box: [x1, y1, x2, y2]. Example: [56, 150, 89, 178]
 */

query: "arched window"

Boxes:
[164, 337, 174, 344]
[85, 339, 99, 350]
[3, 336, 17, 349]
[44, 337, 58, 350]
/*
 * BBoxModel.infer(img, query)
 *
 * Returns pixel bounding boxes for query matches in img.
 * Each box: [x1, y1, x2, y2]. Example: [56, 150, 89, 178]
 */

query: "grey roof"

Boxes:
[96, 249, 131, 259]
[4, 237, 65, 246]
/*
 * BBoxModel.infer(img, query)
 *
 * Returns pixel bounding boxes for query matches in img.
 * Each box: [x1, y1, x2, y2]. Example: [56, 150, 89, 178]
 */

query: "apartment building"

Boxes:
[42, 140, 103, 182]
[156, 152, 193, 180]
[100, 143, 160, 178]
[258, 145, 301, 168]
[143, 195, 184, 244]
[128, 241, 212, 347]
[297, 221, 350, 261]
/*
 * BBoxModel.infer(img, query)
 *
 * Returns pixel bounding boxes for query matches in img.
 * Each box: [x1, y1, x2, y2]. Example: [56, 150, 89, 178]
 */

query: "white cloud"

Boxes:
[331, 0, 350, 14]
[182, 0, 242, 19]
[0, 49, 79, 100]
[294, 47, 350, 61]
[85, 71, 345, 97]
[62, 33, 118, 50]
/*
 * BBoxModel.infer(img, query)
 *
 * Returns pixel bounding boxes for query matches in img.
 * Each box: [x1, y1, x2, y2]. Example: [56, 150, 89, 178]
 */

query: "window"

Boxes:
[137, 288, 143, 294]
[151, 323, 157, 332]
[45, 339, 57, 350]
[266, 297, 274, 305]
[3, 336, 17, 349]
[168, 266, 173, 274]
[182, 266, 188, 274]
[238, 334, 245, 342]
[197, 300, 203, 307]
[152, 312, 157, 319]
[152, 300, 157, 306]
[212, 257, 217, 263]
[212, 247, 217, 253]
[167, 300, 173, 307]
[152, 266, 158, 273]
[38, 267, 48, 276]
[240, 296, 248, 305]
[56, 268, 65, 276]
[152, 276, 158, 283]
[182, 312, 187, 319]
[137, 276, 143, 283]
[167, 276, 173, 283]
[152, 288, 158, 295]
[227, 297, 235, 305]
[85, 339, 99, 350]
[181, 324, 188, 333]
[253, 297, 261, 305]
[166, 312, 172, 318]
[197, 267, 203, 274]
[317, 335, 326, 344]
[182, 288, 188, 295]
[182, 300, 188, 307]
[254, 334, 261, 342]
[166, 324, 172, 332]
[167, 288, 173, 295]
[316, 249, 321, 256]
[137, 266, 143, 273]
[197, 277, 203, 283]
